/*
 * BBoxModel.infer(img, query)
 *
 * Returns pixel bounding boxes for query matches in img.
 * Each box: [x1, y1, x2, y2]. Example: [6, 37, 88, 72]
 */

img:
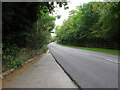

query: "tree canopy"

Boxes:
[2, 2, 68, 70]
[55, 2, 119, 49]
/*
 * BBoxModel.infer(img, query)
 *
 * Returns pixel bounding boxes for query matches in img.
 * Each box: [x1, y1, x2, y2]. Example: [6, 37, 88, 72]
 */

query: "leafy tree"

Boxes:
[56, 2, 119, 49]
[2, 2, 68, 70]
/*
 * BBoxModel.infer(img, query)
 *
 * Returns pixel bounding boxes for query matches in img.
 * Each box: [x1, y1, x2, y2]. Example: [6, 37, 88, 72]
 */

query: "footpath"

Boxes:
[2, 50, 77, 88]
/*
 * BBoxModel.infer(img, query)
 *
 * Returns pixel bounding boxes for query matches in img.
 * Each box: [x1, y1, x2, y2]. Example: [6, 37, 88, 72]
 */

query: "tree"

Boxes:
[2, 2, 68, 70]
[56, 2, 119, 49]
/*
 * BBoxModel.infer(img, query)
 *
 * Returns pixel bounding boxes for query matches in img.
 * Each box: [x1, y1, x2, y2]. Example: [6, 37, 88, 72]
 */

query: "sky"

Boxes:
[51, 0, 99, 36]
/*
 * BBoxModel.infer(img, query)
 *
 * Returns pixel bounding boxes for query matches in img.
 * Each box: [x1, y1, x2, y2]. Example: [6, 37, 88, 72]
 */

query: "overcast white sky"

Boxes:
[54, 0, 95, 26]
[51, 0, 101, 36]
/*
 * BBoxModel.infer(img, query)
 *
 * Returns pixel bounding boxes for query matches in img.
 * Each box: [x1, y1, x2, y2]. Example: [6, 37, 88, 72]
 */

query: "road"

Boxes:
[48, 43, 118, 88]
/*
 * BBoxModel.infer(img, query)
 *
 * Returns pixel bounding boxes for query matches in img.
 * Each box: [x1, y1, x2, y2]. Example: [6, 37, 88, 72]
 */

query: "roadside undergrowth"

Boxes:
[2, 45, 48, 73]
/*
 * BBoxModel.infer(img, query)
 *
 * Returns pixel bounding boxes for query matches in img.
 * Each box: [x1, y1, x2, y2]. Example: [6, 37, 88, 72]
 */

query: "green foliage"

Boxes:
[12, 59, 23, 69]
[51, 36, 56, 42]
[56, 2, 119, 49]
[56, 15, 61, 19]
[2, 2, 68, 71]
[2, 54, 23, 69]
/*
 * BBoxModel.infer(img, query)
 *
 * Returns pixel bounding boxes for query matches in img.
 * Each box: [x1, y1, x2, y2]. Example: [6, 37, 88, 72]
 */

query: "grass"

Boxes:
[56, 43, 120, 55]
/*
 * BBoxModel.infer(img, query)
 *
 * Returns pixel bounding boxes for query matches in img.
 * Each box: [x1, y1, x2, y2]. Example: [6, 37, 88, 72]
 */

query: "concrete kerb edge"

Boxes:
[49, 49, 82, 90]
[0, 51, 47, 78]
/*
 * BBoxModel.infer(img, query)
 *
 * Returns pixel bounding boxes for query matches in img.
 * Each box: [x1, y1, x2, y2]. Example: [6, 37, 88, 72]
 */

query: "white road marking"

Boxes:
[105, 59, 119, 64]
[59, 45, 119, 64]
[78, 51, 119, 64]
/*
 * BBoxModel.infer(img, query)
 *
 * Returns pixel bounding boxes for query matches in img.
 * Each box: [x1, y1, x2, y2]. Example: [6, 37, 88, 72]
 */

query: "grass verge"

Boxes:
[56, 43, 120, 55]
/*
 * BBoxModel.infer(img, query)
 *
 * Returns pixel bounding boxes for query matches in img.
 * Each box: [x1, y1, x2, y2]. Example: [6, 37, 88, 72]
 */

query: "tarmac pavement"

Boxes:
[5, 51, 77, 88]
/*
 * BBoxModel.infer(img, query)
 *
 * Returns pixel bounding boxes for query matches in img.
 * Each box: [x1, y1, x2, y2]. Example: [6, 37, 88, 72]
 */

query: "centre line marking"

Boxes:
[105, 59, 119, 64]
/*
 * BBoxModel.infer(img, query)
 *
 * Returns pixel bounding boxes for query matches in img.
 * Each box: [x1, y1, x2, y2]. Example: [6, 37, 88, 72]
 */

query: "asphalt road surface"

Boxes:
[48, 42, 118, 88]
